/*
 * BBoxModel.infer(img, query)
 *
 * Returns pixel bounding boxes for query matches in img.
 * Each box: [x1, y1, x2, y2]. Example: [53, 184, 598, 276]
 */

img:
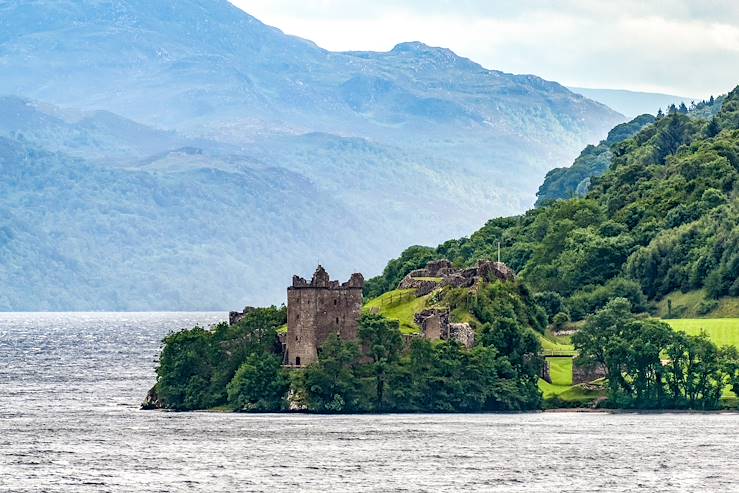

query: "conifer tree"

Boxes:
[705, 117, 720, 138]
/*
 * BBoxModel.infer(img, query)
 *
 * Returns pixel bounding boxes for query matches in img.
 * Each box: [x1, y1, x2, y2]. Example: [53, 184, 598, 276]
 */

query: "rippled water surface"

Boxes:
[1, 312, 738, 492]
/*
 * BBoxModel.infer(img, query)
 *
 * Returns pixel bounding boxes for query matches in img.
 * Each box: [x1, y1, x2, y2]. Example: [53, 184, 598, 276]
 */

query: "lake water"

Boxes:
[1, 312, 738, 492]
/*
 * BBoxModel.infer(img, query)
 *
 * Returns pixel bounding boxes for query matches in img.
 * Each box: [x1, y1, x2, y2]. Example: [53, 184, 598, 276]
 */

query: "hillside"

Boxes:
[0, 2, 621, 141]
[534, 96, 726, 207]
[535, 114, 656, 206]
[0, 0, 624, 310]
[367, 85, 739, 321]
[0, 136, 377, 310]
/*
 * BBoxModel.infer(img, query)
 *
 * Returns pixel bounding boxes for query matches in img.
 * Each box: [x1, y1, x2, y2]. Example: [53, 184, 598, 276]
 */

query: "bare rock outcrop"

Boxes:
[141, 385, 164, 410]
[448, 323, 475, 348]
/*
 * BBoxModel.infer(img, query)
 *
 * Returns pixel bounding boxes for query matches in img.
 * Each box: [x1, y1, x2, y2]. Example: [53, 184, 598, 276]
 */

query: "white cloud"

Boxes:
[230, 0, 739, 96]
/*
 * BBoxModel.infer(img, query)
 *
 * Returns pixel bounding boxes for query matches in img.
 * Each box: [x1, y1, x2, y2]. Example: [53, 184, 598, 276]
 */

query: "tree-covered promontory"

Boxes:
[149, 85, 739, 413]
[150, 284, 545, 412]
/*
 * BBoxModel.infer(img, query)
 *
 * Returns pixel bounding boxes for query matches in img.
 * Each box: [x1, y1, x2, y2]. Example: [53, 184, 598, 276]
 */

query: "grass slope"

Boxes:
[548, 357, 574, 386]
[539, 380, 573, 398]
[656, 290, 739, 319]
[539, 356, 576, 399]
[538, 333, 576, 355]
[364, 289, 429, 334]
[665, 319, 739, 348]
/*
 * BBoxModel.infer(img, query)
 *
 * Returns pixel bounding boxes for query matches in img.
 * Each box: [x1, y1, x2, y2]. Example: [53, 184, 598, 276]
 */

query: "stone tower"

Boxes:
[286, 265, 364, 367]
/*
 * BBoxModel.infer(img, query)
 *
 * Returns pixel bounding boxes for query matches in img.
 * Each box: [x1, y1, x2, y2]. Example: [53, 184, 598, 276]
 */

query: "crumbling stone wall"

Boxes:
[541, 360, 552, 384]
[572, 360, 606, 384]
[286, 266, 364, 367]
[399, 259, 516, 295]
[425, 259, 454, 277]
[415, 309, 448, 341]
[398, 276, 440, 295]
[415, 309, 475, 348]
[477, 261, 516, 282]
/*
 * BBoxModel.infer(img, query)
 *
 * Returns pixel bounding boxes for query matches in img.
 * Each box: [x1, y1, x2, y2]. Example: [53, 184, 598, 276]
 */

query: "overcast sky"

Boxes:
[230, 0, 739, 98]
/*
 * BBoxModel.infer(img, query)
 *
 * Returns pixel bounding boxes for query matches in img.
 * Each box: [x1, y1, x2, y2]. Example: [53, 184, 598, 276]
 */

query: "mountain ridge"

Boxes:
[0, 0, 625, 310]
[568, 87, 696, 118]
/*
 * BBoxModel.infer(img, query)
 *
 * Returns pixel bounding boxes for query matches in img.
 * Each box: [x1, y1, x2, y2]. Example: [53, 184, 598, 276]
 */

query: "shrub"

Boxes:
[567, 278, 647, 320]
[696, 299, 719, 316]
[552, 311, 570, 330]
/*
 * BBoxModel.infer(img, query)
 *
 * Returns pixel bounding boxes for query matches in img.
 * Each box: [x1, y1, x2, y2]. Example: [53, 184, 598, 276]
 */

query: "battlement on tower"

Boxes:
[289, 265, 364, 290]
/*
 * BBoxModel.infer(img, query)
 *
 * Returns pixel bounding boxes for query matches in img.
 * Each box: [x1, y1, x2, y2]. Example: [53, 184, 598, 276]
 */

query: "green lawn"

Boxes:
[539, 357, 575, 399]
[548, 357, 573, 386]
[539, 379, 573, 398]
[664, 318, 739, 348]
[539, 379, 605, 404]
[364, 289, 430, 334]
[556, 383, 606, 403]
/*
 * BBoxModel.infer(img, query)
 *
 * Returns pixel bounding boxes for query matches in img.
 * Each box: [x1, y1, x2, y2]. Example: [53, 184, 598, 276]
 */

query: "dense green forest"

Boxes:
[535, 96, 725, 207]
[150, 86, 739, 412]
[535, 114, 656, 206]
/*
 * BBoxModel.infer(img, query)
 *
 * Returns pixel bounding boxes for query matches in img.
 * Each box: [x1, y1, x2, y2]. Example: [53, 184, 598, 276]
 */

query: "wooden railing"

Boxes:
[541, 349, 577, 357]
[379, 290, 416, 307]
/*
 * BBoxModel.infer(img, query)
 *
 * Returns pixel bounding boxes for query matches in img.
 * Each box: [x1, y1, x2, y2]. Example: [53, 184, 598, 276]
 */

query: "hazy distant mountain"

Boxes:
[0, 0, 624, 310]
[569, 87, 696, 118]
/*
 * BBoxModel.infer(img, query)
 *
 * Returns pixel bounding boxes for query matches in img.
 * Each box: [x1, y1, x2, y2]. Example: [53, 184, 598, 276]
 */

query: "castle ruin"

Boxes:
[397, 259, 516, 294]
[285, 265, 364, 367]
[415, 308, 476, 348]
[230, 259, 517, 366]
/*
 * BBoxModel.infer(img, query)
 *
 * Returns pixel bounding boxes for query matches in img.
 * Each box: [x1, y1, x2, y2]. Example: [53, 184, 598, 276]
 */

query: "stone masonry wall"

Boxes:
[572, 360, 607, 384]
[286, 266, 364, 367]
